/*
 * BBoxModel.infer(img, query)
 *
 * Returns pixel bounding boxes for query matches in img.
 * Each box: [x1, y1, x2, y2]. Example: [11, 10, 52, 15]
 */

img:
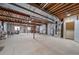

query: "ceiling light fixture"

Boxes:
[29, 21, 31, 23]
[67, 14, 71, 16]
[66, 12, 71, 16]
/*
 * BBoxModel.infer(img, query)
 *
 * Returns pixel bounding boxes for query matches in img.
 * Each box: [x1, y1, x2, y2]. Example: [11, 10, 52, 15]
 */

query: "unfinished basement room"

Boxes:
[0, 3, 79, 55]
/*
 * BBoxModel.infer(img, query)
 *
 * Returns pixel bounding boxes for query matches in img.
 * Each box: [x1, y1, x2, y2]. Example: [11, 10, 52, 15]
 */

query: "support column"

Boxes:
[2, 21, 4, 31]
[55, 21, 57, 34]
[1, 21, 7, 33]
[38, 25, 40, 33]
[32, 26, 36, 39]
[46, 23, 48, 34]
[61, 22, 64, 38]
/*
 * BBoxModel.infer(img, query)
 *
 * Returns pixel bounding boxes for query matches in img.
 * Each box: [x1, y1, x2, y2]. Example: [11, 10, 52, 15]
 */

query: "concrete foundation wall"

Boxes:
[3, 22, 7, 33]
[47, 23, 54, 35]
[0, 21, 7, 32]
[7, 23, 15, 34]
[36, 26, 40, 33]
[40, 25, 46, 34]
[20, 26, 25, 33]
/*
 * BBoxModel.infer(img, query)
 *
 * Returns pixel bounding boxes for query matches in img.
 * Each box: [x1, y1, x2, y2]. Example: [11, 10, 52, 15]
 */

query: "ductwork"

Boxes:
[0, 3, 60, 23]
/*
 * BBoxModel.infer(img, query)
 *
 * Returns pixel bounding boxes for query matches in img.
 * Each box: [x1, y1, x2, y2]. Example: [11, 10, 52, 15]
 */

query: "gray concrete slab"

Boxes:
[0, 33, 79, 55]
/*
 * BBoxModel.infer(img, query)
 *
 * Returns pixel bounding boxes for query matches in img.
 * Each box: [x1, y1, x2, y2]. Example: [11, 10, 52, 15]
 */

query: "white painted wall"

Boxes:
[74, 20, 79, 42]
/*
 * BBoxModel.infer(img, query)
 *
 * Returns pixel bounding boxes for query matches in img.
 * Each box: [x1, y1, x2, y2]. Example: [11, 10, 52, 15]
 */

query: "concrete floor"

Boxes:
[0, 33, 79, 55]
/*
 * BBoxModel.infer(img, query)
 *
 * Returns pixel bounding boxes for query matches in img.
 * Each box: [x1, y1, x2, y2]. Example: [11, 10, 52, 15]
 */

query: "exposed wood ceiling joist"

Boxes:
[54, 4, 76, 14]
[30, 3, 79, 20]
[0, 6, 50, 26]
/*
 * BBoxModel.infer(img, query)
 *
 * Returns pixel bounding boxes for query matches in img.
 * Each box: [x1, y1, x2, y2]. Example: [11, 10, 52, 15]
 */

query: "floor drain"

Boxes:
[0, 47, 4, 51]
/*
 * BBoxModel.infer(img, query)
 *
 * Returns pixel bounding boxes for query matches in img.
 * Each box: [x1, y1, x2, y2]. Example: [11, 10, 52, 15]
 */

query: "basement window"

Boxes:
[14, 26, 20, 31]
[27, 27, 31, 31]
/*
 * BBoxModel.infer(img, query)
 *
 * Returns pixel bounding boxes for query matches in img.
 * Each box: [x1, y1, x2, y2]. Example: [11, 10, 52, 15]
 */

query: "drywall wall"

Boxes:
[74, 20, 79, 42]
